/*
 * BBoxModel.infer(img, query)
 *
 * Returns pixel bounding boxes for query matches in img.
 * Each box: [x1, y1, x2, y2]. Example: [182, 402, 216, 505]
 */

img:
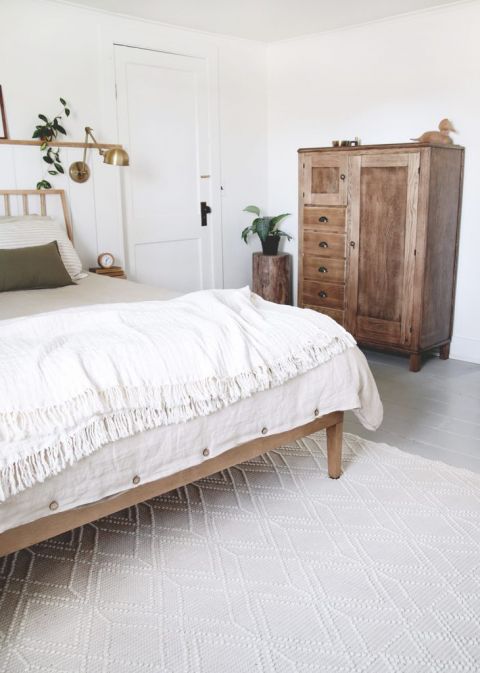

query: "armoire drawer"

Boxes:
[303, 231, 346, 258]
[303, 256, 345, 283]
[304, 305, 345, 325]
[303, 207, 346, 232]
[302, 280, 345, 309]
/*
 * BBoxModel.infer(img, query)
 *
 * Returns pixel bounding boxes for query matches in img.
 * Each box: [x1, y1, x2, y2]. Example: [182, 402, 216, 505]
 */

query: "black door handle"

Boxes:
[200, 201, 211, 226]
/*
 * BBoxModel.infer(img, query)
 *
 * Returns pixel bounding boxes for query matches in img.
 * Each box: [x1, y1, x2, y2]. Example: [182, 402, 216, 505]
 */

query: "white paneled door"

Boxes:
[114, 45, 221, 291]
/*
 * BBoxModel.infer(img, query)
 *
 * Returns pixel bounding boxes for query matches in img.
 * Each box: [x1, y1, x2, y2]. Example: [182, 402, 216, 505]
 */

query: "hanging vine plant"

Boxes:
[33, 97, 70, 190]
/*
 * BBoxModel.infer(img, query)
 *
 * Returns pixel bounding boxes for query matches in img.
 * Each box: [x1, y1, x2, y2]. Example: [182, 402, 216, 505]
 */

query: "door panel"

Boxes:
[347, 153, 419, 346]
[135, 239, 202, 291]
[303, 153, 348, 206]
[115, 45, 220, 291]
[358, 166, 407, 322]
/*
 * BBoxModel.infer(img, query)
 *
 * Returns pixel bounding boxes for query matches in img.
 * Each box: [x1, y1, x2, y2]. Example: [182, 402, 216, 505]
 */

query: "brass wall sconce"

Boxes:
[69, 127, 129, 183]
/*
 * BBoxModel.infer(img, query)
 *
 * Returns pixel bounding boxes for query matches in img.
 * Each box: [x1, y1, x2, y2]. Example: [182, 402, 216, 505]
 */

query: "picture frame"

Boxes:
[0, 86, 8, 139]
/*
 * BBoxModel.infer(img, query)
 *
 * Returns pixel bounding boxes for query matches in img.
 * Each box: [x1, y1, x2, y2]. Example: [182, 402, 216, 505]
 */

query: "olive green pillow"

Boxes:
[0, 240, 75, 292]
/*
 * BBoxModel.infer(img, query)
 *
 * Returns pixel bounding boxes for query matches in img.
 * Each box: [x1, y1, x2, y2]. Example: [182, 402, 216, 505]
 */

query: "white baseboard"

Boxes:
[450, 336, 480, 364]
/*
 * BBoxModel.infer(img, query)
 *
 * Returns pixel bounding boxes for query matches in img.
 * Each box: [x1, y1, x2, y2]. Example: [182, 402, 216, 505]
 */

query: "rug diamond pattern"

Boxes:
[1, 432, 479, 672]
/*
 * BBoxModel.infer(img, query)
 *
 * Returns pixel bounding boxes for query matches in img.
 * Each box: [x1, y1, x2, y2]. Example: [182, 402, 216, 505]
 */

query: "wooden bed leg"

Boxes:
[326, 413, 343, 479]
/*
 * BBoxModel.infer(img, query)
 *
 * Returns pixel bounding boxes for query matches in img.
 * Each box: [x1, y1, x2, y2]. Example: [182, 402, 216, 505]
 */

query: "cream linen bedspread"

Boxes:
[0, 275, 383, 533]
[0, 286, 358, 502]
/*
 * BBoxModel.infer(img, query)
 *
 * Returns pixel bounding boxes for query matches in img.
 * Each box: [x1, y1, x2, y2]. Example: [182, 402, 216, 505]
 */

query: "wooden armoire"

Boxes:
[298, 143, 464, 371]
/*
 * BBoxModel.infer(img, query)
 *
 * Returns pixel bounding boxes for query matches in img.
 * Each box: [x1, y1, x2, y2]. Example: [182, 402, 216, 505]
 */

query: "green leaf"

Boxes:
[36, 179, 52, 190]
[59, 97, 66, 106]
[38, 114, 48, 122]
[48, 170, 58, 175]
[55, 124, 66, 135]
[270, 213, 290, 228]
[250, 218, 262, 234]
[32, 128, 44, 138]
[54, 162, 64, 173]
[40, 142, 47, 151]
[274, 229, 293, 241]
[243, 205, 261, 216]
[255, 217, 272, 242]
[43, 155, 54, 164]
[65, 108, 70, 117]
[241, 226, 252, 243]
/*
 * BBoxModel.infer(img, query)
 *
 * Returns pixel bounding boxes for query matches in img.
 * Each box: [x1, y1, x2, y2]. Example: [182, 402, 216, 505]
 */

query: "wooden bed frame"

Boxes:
[0, 188, 345, 558]
[0, 412, 343, 558]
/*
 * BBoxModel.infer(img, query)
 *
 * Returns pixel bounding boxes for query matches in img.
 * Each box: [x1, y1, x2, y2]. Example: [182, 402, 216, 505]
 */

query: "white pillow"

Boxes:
[0, 215, 86, 279]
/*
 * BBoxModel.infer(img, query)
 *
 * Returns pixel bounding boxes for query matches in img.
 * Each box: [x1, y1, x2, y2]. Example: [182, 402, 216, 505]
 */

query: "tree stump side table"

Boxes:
[252, 252, 292, 305]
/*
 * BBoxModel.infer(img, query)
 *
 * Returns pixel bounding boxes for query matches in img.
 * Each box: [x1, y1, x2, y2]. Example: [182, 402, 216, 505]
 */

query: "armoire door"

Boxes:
[302, 153, 348, 206]
[346, 153, 420, 347]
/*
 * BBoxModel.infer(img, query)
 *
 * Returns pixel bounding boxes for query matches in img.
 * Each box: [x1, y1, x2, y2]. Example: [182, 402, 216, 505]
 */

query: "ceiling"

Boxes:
[63, 0, 460, 42]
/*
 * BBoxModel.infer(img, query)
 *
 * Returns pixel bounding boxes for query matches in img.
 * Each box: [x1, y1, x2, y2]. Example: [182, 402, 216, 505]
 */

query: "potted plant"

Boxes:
[241, 205, 292, 255]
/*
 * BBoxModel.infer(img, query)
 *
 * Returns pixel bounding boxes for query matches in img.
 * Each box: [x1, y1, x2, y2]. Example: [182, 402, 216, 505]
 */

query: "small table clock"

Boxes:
[97, 252, 115, 269]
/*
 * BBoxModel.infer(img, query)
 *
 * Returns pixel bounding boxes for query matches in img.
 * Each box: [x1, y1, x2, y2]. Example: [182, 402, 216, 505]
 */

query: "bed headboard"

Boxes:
[0, 189, 73, 242]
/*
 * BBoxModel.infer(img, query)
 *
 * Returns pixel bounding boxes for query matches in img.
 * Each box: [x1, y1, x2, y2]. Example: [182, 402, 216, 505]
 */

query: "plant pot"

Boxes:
[261, 235, 280, 256]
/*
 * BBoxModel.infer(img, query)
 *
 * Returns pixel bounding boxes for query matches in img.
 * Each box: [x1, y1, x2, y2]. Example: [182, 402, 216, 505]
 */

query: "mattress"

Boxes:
[0, 275, 383, 534]
[0, 271, 180, 319]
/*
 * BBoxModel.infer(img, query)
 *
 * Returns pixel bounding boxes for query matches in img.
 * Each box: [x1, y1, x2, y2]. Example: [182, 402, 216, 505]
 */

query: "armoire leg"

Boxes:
[439, 343, 450, 360]
[409, 353, 422, 372]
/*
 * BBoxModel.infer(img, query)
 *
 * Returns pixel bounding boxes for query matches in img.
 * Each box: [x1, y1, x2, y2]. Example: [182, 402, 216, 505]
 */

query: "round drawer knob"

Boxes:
[319, 241, 329, 248]
[49, 500, 59, 511]
[202, 448, 210, 457]
[261, 427, 268, 435]
[318, 216, 329, 223]
[132, 475, 140, 485]
[318, 266, 328, 273]
[314, 408, 320, 417]
[340, 174, 346, 180]
[318, 291, 328, 298]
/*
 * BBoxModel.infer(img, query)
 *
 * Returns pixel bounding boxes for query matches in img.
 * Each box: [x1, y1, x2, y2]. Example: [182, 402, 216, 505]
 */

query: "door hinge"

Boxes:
[410, 326, 413, 333]
[302, 191, 305, 198]
[418, 165, 420, 174]
[414, 248, 416, 256]
[114, 83, 118, 99]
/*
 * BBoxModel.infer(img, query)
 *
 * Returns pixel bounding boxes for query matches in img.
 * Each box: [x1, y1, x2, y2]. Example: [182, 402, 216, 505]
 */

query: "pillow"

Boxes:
[0, 215, 85, 279]
[0, 241, 75, 292]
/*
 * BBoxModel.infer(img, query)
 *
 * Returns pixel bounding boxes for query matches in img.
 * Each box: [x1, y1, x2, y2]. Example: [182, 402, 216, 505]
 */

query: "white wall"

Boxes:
[0, 0, 268, 288]
[267, 1, 480, 363]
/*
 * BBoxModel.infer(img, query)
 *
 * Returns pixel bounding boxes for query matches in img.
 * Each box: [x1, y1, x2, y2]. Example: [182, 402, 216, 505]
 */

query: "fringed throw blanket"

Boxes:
[0, 287, 355, 501]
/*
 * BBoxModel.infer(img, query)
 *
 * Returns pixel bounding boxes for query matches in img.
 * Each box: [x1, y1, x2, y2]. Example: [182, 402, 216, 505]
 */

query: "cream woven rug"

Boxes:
[0, 432, 479, 673]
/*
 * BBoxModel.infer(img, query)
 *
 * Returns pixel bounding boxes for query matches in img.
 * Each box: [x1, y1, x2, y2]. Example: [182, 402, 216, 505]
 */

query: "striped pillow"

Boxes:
[0, 216, 85, 279]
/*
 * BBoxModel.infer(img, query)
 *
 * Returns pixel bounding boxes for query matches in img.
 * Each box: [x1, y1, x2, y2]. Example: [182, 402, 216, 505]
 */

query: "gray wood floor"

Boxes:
[344, 349, 480, 473]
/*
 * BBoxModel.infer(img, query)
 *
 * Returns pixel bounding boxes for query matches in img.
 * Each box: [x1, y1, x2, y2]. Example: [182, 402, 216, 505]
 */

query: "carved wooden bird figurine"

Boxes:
[411, 119, 457, 145]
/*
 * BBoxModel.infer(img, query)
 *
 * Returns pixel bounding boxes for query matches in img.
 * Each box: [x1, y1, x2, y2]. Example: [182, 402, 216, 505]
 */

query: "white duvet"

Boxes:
[0, 287, 356, 501]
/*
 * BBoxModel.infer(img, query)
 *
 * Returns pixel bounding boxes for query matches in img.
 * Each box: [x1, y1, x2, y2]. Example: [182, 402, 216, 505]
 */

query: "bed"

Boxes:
[0, 190, 382, 558]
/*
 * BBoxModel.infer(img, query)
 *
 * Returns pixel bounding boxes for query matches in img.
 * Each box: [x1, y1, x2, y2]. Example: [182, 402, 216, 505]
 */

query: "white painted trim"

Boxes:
[97, 22, 224, 287]
[450, 336, 480, 364]
[48, 0, 265, 46]
[50, 0, 474, 44]
[268, 0, 475, 44]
